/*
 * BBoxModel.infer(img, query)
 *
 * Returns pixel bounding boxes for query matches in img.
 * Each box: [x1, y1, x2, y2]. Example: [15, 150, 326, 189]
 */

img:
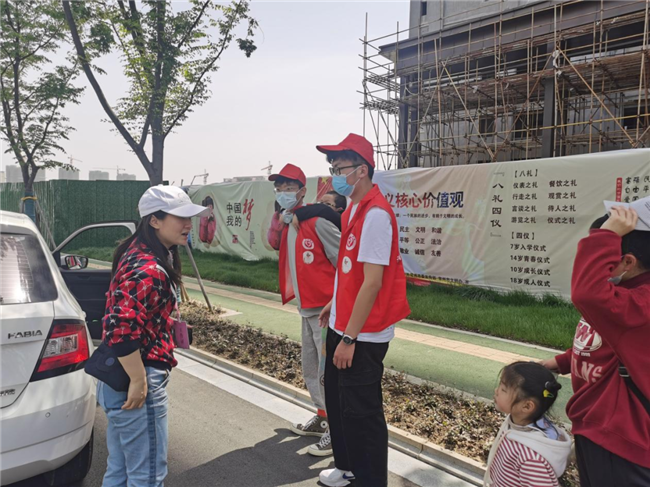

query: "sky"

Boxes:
[3, 1, 410, 185]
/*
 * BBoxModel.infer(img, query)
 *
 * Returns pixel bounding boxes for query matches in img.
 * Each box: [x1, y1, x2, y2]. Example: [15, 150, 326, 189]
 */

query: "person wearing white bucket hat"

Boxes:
[93, 185, 207, 487]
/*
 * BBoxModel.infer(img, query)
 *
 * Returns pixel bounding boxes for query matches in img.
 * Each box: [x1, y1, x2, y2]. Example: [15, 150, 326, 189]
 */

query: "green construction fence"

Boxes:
[0, 180, 150, 250]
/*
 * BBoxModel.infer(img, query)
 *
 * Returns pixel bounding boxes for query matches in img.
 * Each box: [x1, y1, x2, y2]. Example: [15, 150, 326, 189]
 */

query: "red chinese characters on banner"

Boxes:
[243, 198, 254, 231]
[385, 191, 465, 209]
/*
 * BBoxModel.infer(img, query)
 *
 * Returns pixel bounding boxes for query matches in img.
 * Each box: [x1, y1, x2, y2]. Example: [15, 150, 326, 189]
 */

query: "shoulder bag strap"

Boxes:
[619, 364, 650, 416]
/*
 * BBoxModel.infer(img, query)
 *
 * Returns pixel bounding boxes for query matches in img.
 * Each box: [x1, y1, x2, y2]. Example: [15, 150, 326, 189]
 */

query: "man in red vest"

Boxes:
[267, 163, 341, 457]
[315, 134, 411, 487]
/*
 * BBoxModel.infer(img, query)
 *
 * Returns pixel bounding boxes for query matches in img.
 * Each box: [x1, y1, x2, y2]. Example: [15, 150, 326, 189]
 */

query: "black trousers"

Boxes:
[575, 435, 650, 487]
[324, 327, 389, 487]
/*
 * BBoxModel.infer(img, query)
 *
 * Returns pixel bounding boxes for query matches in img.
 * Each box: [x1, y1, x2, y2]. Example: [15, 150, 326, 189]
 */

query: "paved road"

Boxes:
[13, 368, 437, 487]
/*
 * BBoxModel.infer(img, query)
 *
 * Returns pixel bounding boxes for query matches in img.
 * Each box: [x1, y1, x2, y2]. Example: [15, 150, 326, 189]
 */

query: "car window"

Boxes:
[0, 234, 57, 305]
[57, 225, 133, 258]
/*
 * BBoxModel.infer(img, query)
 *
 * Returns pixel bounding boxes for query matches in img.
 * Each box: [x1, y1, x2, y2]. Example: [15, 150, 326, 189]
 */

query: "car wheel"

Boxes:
[42, 430, 93, 486]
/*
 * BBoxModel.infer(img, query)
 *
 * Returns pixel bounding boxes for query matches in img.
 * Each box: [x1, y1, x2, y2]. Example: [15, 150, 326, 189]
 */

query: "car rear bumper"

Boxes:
[0, 370, 96, 485]
[0, 421, 93, 485]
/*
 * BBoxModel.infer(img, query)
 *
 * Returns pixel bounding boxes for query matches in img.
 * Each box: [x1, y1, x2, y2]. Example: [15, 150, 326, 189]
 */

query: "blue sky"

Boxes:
[6, 1, 410, 184]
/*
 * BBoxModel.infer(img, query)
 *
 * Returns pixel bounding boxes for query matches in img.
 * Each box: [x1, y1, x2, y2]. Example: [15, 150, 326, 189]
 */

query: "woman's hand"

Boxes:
[122, 377, 148, 410]
[118, 349, 148, 409]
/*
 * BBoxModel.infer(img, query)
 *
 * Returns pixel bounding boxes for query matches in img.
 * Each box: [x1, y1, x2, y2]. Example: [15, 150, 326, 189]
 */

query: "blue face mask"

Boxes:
[275, 191, 299, 211]
[332, 167, 360, 197]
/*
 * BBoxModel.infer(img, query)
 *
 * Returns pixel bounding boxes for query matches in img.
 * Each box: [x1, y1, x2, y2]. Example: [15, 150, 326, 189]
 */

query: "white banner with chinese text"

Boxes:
[373, 149, 650, 296]
[191, 149, 650, 297]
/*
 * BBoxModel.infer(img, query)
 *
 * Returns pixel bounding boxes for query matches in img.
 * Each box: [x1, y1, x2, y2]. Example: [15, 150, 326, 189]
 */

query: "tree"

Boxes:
[1, 0, 84, 220]
[62, 0, 257, 186]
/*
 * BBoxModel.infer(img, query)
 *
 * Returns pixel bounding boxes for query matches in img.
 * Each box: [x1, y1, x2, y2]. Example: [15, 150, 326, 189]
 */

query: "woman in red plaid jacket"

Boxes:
[97, 185, 208, 487]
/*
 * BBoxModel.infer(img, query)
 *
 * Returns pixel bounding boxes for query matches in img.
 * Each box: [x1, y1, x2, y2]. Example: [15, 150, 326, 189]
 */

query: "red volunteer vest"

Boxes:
[334, 185, 410, 333]
[278, 216, 336, 308]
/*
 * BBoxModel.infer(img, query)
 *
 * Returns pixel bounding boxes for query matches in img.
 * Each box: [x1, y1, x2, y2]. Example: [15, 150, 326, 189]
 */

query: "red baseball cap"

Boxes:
[268, 163, 307, 186]
[316, 133, 375, 168]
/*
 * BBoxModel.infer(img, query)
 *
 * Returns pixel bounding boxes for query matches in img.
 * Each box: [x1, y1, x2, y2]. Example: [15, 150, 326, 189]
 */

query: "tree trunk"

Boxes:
[21, 165, 36, 222]
[62, 0, 156, 183]
[150, 134, 164, 186]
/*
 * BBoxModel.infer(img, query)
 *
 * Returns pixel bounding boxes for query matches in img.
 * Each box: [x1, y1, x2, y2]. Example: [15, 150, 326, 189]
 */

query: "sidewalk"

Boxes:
[90, 259, 571, 421]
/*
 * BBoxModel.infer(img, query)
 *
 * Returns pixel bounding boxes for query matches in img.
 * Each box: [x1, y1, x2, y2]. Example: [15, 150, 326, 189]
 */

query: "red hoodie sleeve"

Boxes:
[267, 211, 284, 251]
[571, 229, 650, 348]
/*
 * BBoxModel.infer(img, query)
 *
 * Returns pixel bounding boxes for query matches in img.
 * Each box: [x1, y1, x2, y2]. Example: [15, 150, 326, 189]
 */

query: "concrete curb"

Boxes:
[177, 346, 486, 486]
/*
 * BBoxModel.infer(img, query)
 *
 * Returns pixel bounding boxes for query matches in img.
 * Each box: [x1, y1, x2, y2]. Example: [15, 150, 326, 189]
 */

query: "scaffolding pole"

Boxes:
[360, 0, 650, 168]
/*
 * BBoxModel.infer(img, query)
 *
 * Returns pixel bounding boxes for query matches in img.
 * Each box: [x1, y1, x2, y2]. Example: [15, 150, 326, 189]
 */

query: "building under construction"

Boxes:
[364, 0, 650, 170]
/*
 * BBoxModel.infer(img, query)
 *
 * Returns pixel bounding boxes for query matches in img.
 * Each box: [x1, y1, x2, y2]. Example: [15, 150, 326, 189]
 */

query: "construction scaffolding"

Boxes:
[362, 0, 650, 170]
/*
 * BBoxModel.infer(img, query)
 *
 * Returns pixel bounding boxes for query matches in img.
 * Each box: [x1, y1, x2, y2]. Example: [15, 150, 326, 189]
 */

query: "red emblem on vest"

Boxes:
[302, 238, 314, 250]
[346, 234, 357, 251]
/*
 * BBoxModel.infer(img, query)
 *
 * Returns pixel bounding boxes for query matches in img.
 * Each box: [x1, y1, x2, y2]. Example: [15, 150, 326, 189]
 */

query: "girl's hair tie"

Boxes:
[543, 380, 561, 398]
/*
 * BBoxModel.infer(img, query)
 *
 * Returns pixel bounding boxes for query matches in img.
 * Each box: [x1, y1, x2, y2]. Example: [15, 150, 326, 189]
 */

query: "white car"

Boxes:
[0, 211, 134, 486]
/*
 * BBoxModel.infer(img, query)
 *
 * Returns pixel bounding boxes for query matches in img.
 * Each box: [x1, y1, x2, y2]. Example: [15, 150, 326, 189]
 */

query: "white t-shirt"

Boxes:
[329, 205, 395, 343]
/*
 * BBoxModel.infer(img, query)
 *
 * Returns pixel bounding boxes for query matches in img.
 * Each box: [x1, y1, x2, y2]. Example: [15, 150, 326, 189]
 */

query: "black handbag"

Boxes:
[84, 341, 154, 392]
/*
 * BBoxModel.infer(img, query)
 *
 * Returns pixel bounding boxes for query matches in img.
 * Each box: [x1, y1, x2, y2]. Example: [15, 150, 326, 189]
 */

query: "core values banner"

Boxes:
[191, 149, 650, 297]
[373, 148, 650, 296]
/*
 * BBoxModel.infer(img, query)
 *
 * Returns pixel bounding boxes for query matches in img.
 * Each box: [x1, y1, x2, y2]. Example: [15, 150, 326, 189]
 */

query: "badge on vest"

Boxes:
[302, 238, 315, 250]
[346, 234, 357, 251]
[303, 251, 314, 264]
[342, 256, 352, 274]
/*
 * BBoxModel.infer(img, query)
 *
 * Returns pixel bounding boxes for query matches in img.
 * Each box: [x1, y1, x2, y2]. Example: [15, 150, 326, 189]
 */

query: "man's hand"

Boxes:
[319, 301, 332, 328]
[539, 358, 560, 374]
[602, 207, 638, 237]
[122, 377, 147, 410]
[333, 341, 355, 369]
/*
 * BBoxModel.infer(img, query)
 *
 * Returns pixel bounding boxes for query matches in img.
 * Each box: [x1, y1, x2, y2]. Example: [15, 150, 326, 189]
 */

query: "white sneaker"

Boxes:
[319, 468, 355, 487]
[308, 431, 332, 457]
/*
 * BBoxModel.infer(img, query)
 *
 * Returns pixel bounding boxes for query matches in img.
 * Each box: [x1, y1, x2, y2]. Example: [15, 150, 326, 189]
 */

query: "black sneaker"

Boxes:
[289, 415, 328, 437]
[308, 430, 332, 456]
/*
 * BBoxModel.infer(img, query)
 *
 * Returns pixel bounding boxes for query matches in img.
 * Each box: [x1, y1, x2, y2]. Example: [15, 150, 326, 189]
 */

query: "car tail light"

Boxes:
[31, 320, 90, 381]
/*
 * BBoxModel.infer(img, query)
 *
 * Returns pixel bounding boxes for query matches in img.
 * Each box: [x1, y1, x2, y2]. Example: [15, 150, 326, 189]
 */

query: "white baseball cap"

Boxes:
[138, 185, 210, 218]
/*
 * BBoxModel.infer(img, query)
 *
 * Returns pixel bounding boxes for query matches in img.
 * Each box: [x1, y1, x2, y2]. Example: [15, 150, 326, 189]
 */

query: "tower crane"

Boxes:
[67, 156, 83, 166]
[94, 166, 126, 176]
[190, 170, 209, 185]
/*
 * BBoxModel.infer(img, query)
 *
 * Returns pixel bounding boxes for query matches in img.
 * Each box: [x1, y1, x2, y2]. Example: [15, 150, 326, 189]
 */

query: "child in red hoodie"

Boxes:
[541, 206, 650, 486]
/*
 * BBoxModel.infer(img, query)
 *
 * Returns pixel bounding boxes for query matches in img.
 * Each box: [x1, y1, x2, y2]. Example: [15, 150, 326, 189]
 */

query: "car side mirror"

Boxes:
[64, 255, 89, 270]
